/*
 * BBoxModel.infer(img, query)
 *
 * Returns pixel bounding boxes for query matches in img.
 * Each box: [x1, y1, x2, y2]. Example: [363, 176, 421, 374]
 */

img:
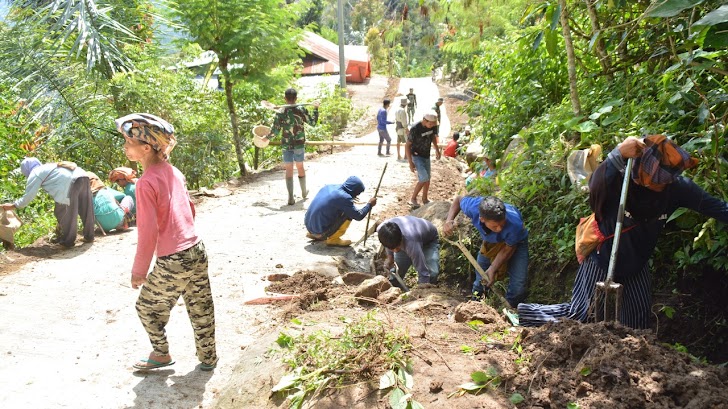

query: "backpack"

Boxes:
[575, 213, 636, 264]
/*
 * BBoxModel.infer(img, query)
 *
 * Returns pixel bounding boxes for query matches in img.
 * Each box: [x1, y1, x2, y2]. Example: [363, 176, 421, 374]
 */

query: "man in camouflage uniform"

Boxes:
[265, 88, 320, 205]
[406, 88, 417, 125]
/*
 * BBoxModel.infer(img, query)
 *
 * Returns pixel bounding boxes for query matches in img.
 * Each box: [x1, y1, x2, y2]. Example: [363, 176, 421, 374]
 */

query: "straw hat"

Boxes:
[0, 209, 22, 244]
[252, 125, 271, 148]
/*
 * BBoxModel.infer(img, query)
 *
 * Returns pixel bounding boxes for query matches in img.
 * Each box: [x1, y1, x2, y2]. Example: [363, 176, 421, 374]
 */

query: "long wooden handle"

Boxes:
[606, 157, 633, 283]
[363, 163, 388, 245]
[440, 234, 511, 307]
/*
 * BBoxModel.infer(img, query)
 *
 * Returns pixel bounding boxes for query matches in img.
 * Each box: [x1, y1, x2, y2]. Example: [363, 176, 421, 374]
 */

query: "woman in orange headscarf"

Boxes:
[108, 167, 138, 215]
[518, 135, 728, 329]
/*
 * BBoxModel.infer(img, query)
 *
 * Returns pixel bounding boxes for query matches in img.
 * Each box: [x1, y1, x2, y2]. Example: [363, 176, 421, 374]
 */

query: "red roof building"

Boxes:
[298, 31, 371, 83]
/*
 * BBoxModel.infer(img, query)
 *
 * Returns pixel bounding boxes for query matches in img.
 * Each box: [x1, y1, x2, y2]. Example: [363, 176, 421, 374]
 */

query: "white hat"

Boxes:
[423, 111, 438, 122]
[400, 97, 408, 104]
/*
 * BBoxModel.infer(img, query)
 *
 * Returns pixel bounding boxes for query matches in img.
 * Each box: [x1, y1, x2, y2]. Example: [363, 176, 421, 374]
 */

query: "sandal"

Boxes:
[133, 357, 175, 371]
[407, 201, 421, 209]
[200, 362, 217, 371]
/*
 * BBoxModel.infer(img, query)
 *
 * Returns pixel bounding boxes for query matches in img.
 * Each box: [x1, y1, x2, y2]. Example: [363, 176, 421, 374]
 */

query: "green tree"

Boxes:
[168, 0, 300, 176]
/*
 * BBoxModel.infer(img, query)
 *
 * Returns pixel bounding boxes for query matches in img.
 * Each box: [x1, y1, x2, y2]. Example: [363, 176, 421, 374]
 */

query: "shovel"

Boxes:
[260, 100, 318, 113]
[363, 162, 388, 245]
[389, 262, 410, 292]
[440, 234, 518, 326]
[592, 157, 634, 323]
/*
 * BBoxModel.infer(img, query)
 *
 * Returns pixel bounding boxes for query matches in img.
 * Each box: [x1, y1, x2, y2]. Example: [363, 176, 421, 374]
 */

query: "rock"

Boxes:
[297, 260, 340, 278]
[341, 272, 375, 286]
[332, 276, 344, 286]
[401, 294, 459, 312]
[266, 273, 290, 282]
[453, 301, 501, 323]
[354, 276, 391, 299]
[377, 287, 402, 304]
[429, 381, 443, 393]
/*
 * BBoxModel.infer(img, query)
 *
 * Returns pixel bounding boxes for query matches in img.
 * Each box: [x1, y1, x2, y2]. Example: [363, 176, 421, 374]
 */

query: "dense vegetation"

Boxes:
[1, 0, 726, 360]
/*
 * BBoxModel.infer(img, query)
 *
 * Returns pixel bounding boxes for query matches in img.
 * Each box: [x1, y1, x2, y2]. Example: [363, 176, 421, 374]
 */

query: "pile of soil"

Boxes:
[267, 271, 346, 313]
[516, 320, 728, 408]
[218, 270, 728, 409]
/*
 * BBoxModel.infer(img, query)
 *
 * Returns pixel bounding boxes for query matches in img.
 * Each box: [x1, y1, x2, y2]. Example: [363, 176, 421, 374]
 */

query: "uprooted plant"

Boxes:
[271, 310, 420, 408]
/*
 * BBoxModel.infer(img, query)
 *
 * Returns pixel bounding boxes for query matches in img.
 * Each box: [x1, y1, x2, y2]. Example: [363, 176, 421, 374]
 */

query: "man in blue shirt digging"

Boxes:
[444, 195, 529, 306]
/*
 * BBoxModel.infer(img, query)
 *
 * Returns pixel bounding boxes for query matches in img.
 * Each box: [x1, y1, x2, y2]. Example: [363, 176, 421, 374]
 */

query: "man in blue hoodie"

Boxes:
[304, 176, 378, 246]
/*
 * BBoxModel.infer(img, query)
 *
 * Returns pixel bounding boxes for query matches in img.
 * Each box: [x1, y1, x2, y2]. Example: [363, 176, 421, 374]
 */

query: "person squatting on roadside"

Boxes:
[378, 216, 440, 287]
[443, 131, 460, 158]
[444, 195, 529, 306]
[116, 113, 218, 372]
[86, 171, 134, 233]
[394, 97, 409, 161]
[264, 88, 319, 205]
[2, 157, 94, 248]
[108, 167, 138, 216]
[377, 98, 394, 156]
[406, 111, 441, 209]
[406, 88, 417, 124]
[305, 176, 377, 247]
[518, 135, 728, 329]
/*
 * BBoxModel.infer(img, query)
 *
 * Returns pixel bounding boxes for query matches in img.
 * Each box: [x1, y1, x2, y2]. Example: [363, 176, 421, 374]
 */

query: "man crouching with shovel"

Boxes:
[305, 176, 377, 246]
[518, 135, 728, 329]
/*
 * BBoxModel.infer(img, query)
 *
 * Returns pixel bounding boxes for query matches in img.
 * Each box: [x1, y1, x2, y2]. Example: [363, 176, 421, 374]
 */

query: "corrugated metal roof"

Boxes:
[298, 31, 342, 74]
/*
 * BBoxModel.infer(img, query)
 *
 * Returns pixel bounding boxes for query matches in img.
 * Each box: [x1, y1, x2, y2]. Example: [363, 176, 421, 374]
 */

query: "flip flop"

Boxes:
[133, 358, 175, 370]
[200, 362, 217, 371]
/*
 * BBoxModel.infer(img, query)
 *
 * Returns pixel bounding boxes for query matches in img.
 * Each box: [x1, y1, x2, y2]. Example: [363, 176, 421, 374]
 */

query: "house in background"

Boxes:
[298, 31, 371, 83]
[177, 31, 371, 90]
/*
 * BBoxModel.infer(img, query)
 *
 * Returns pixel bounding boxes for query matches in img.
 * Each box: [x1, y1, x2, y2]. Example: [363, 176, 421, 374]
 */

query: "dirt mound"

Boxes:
[267, 270, 333, 294]
[517, 320, 728, 408]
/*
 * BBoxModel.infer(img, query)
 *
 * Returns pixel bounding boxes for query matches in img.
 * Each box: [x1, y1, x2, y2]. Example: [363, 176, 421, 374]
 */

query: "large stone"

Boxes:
[453, 301, 501, 323]
[400, 293, 460, 312]
[341, 272, 375, 286]
[354, 275, 391, 299]
[377, 287, 403, 304]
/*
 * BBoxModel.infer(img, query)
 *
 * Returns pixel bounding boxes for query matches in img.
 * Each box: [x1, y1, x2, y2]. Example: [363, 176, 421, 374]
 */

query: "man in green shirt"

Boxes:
[264, 88, 320, 205]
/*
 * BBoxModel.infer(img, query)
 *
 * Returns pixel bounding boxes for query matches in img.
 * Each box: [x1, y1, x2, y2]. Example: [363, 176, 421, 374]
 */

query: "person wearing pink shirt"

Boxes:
[116, 113, 217, 372]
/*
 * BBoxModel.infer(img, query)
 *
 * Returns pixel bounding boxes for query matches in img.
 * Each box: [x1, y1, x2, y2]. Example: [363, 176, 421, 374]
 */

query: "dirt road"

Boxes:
[0, 76, 450, 409]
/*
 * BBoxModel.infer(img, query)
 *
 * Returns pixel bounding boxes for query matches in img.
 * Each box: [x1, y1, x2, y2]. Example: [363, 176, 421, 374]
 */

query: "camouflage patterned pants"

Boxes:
[135, 241, 217, 365]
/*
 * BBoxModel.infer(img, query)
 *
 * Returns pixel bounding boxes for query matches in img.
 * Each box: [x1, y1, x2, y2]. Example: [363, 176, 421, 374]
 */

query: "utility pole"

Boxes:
[337, 0, 346, 92]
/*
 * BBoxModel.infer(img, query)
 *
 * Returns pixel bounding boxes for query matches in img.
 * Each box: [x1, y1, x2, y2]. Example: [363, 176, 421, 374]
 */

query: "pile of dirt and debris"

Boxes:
[218, 276, 728, 409]
[266, 270, 345, 312]
[516, 320, 728, 408]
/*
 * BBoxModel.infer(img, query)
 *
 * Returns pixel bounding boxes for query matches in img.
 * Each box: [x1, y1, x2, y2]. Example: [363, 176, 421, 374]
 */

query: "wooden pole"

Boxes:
[268, 141, 447, 148]
[363, 163, 387, 245]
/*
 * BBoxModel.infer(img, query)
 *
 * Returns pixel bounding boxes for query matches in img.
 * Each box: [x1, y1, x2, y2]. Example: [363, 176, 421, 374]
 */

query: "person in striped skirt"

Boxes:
[518, 135, 728, 329]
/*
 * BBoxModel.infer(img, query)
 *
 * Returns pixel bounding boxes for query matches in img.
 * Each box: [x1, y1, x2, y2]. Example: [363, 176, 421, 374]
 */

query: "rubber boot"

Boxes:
[285, 177, 295, 205]
[325, 220, 352, 247]
[298, 176, 308, 200]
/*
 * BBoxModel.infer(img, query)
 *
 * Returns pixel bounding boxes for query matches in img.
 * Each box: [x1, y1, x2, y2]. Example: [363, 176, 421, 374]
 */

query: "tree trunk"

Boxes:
[219, 56, 247, 177]
[584, 0, 612, 80]
[559, 0, 581, 116]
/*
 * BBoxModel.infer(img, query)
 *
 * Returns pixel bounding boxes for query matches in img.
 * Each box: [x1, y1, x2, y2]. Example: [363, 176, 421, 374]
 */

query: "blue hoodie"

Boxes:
[305, 176, 372, 235]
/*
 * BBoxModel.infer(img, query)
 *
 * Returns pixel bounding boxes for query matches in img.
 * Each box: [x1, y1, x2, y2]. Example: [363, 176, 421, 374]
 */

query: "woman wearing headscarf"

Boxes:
[1, 157, 95, 247]
[86, 171, 134, 233]
[518, 135, 728, 329]
[108, 167, 138, 215]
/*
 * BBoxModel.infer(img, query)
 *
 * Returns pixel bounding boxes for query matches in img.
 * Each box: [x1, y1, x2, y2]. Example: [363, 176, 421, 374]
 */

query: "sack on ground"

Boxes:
[0, 209, 23, 245]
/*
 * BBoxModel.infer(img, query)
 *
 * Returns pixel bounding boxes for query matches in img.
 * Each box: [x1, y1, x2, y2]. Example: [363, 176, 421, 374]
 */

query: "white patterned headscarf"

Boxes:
[115, 113, 177, 160]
